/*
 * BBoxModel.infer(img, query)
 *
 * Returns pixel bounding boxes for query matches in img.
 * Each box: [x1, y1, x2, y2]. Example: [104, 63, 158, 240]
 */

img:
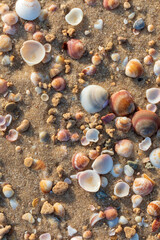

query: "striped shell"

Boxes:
[147, 201, 160, 216]
[72, 152, 90, 171]
[133, 178, 153, 196]
[125, 59, 143, 78]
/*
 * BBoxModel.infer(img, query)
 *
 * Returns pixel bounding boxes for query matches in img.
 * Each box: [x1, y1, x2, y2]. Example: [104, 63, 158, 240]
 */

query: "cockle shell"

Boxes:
[80, 85, 108, 114]
[1, 11, 18, 26]
[2, 184, 14, 198]
[131, 195, 143, 208]
[40, 179, 52, 193]
[72, 152, 90, 171]
[110, 90, 135, 116]
[149, 148, 160, 169]
[20, 40, 45, 66]
[111, 163, 123, 177]
[0, 35, 12, 52]
[115, 139, 133, 158]
[114, 181, 130, 197]
[65, 8, 83, 26]
[77, 170, 101, 192]
[89, 213, 103, 226]
[22, 213, 35, 224]
[67, 39, 85, 60]
[133, 178, 153, 196]
[115, 117, 132, 132]
[103, 0, 120, 10]
[132, 110, 160, 137]
[147, 201, 160, 216]
[146, 88, 160, 104]
[92, 154, 113, 174]
[125, 59, 143, 78]
[154, 60, 160, 76]
[15, 0, 41, 20]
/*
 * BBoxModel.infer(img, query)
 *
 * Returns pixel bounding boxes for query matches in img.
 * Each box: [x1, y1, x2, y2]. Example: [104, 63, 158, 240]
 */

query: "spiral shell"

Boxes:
[133, 177, 153, 196]
[147, 201, 160, 216]
[103, 0, 120, 10]
[92, 154, 113, 174]
[125, 59, 143, 78]
[67, 39, 85, 60]
[115, 139, 134, 158]
[80, 85, 108, 114]
[131, 195, 143, 208]
[110, 90, 135, 116]
[40, 179, 52, 193]
[132, 110, 160, 137]
[53, 202, 65, 218]
[2, 184, 14, 198]
[72, 152, 90, 171]
[115, 117, 132, 132]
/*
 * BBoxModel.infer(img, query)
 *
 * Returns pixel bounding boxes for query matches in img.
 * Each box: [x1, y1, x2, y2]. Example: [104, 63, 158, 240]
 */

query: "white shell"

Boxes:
[94, 19, 103, 30]
[80, 85, 108, 113]
[86, 128, 99, 142]
[92, 154, 113, 174]
[71, 237, 82, 240]
[77, 170, 100, 192]
[146, 103, 157, 112]
[114, 181, 130, 198]
[154, 60, 160, 76]
[39, 233, 51, 240]
[149, 148, 160, 168]
[111, 163, 123, 177]
[101, 176, 108, 188]
[119, 216, 128, 225]
[139, 137, 151, 151]
[124, 165, 134, 177]
[131, 195, 143, 208]
[89, 213, 103, 226]
[15, 0, 41, 20]
[65, 8, 83, 26]
[22, 212, 35, 223]
[67, 226, 77, 237]
[146, 88, 160, 104]
[20, 40, 45, 66]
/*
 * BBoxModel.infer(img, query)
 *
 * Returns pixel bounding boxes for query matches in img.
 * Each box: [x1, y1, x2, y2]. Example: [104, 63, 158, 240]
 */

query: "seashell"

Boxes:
[132, 110, 160, 137]
[39, 179, 52, 193]
[146, 103, 157, 112]
[71, 132, 80, 142]
[39, 131, 50, 142]
[33, 31, 45, 42]
[3, 23, 17, 35]
[16, 119, 30, 133]
[68, 226, 77, 236]
[132, 177, 153, 196]
[104, 207, 118, 220]
[24, 21, 36, 33]
[125, 59, 143, 78]
[67, 39, 85, 60]
[92, 53, 102, 65]
[125, 175, 134, 183]
[144, 55, 153, 65]
[119, 216, 128, 225]
[0, 124, 7, 132]
[89, 213, 103, 226]
[124, 165, 134, 177]
[111, 163, 123, 177]
[72, 152, 90, 171]
[149, 148, 160, 169]
[53, 202, 65, 218]
[0, 34, 12, 52]
[0, 78, 7, 94]
[101, 113, 116, 124]
[51, 77, 66, 91]
[147, 201, 160, 216]
[6, 129, 18, 142]
[89, 149, 99, 160]
[154, 60, 160, 76]
[2, 184, 14, 198]
[94, 19, 103, 30]
[92, 154, 113, 174]
[22, 212, 35, 224]
[15, 0, 41, 20]
[147, 24, 154, 33]
[44, 43, 52, 53]
[65, 8, 83, 26]
[139, 137, 151, 151]
[50, 63, 64, 78]
[82, 65, 96, 76]
[4, 114, 12, 126]
[39, 233, 51, 240]
[81, 136, 90, 146]
[10, 198, 18, 209]
[8, 92, 22, 102]
[101, 176, 108, 187]
[80, 85, 108, 114]
[77, 170, 101, 192]
[115, 139, 133, 158]
[115, 117, 132, 132]
[20, 40, 45, 66]
[111, 53, 120, 62]
[38, 9, 48, 22]
[71, 237, 82, 240]
[0, 116, 6, 126]
[1, 11, 18, 26]
[110, 90, 135, 116]
[131, 195, 143, 208]
[32, 159, 46, 170]
[0, 4, 9, 15]
[86, 128, 99, 142]
[152, 218, 160, 232]
[103, 0, 120, 10]
[149, 48, 158, 60]
[57, 129, 70, 142]
[83, 230, 92, 239]
[42, 53, 51, 64]
[114, 181, 130, 197]
[146, 88, 160, 104]
[84, 0, 96, 6]
[30, 72, 44, 86]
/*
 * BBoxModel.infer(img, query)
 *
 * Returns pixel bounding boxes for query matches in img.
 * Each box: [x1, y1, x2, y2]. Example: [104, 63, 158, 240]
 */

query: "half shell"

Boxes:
[77, 170, 101, 192]
[15, 0, 41, 20]
[92, 154, 113, 174]
[65, 8, 83, 26]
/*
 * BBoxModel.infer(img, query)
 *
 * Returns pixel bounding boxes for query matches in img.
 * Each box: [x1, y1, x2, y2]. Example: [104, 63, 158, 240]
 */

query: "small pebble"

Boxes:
[133, 18, 145, 30]
[128, 12, 135, 20]
[124, 2, 131, 9]
[52, 181, 69, 195]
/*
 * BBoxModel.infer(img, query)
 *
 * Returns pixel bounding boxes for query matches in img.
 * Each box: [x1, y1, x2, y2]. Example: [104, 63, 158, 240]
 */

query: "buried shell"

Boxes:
[132, 110, 160, 137]
[39, 179, 53, 193]
[77, 170, 101, 192]
[115, 139, 134, 158]
[103, 0, 120, 10]
[132, 177, 153, 196]
[0, 34, 12, 52]
[149, 148, 160, 169]
[115, 117, 132, 132]
[80, 85, 108, 114]
[110, 90, 135, 116]
[131, 195, 143, 208]
[20, 40, 45, 66]
[67, 39, 85, 60]
[2, 184, 14, 198]
[111, 163, 123, 177]
[146, 88, 160, 104]
[125, 59, 143, 78]
[15, 0, 41, 20]
[92, 154, 113, 174]
[72, 152, 90, 171]
[147, 201, 160, 217]
[114, 181, 130, 198]
[65, 8, 83, 26]
[1, 11, 18, 26]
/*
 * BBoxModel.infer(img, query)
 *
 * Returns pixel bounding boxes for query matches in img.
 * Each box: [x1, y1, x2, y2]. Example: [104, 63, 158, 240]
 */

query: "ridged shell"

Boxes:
[131, 195, 143, 208]
[115, 139, 133, 158]
[111, 163, 123, 177]
[114, 181, 130, 197]
[125, 59, 143, 78]
[40, 179, 52, 193]
[15, 0, 41, 20]
[72, 152, 90, 171]
[77, 170, 101, 192]
[147, 201, 160, 216]
[115, 117, 132, 132]
[92, 154, 113, 174]
[149, 148, 160, 169]
[80, 85, 108, 114]
[133, 178, 153, 196]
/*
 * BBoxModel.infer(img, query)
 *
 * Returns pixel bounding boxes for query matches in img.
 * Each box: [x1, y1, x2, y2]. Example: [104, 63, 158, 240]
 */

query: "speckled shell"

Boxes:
[103, 0, 120, 10]
[125, 59, 143, 78]
[92, 154, 113, 174]
[132, 110, 160, 137]
[133, 178, 153, 196]
[67, 39, 85, 60]
[15, 0, 41, 20]
[147, 201, 160, 216]
[80, 85, 108, 114]
[110, 90, 135, 116]
[72, 152, 90, 171]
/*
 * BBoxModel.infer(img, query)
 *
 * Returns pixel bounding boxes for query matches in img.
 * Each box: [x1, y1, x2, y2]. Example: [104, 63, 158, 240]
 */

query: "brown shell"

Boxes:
[147, 201, 160, 217]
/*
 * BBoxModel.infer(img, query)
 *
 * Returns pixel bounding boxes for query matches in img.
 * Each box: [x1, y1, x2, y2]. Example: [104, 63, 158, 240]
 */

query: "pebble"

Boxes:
[124, 227, 136, 239]
[39, 131, 50, 142]
[52, 181, 68, 195]
[119, 216, 128, 225]
[16, 119, 30, 133]
[107, 217, 119, 228]
[24, 157, 33, 168]
[95, 190, 108, 199]
[128, 12, 135, 20]
[41, 201, 54, 215]
[83, 230, 92, 239]
[133, 18, 145, 30]
[68, 226, 77, 237]
[135, 216, 142, 223]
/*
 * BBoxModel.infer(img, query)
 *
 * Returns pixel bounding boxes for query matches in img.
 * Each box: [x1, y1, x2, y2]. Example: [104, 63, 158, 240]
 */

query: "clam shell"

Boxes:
[0, 34, 12, 52]
[77, 170, 101, 192]
[125, 59, 143, 78]
[65, 8, 83, 26]
[147, 201, 160, 216]
[20, 40, 45, 66]
[132, 177, 153, 196]
[103, 0, 120, 9]
[115, 139, 133, 158]
[115, 117, 132, 132]
[124, 165, 134, 177]
[15, 0, 41, 20]
[139, 137, 151, 151]
[53, 202, 65, 218]
[154, 60, 160, 76]
[72, 152, 90, 171]
[80, 85, 108, 114]
[114, 181, 130, 197]
[92, 154, 113, 174]
[86, 128, 99, 142]
[131, 195, 143, 208]
[146, 88, 160, 104]
[1, 11, 18, 26]
[111, 163, 123, 177]
[149, 148, 160, 169]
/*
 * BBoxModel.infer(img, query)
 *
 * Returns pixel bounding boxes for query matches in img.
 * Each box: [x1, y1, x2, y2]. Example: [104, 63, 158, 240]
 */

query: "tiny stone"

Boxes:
[133, 18, 145, 30]
[148, 40, 155, 47]
[41, 201, 54, 214]
[24, 157, 33, 168]
[124, 227, 136, 239]
[15, 146, 22, 153]
[128, 12, 135, 19]
[52, 181, 68, 195]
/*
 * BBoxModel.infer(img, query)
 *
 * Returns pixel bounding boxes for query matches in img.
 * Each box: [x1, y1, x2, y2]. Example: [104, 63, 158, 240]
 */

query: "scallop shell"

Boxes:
[65, 8, 83, 26]
[72, 152, 90, 171]
[125, 59, 143, 78]
[2, 184, 14, 198]
[111, 163, 123, 177]
[114, 181, 130, 198]
[20, 40, 45, 66]
[77, 170, 101, 192]
[0, 34, 12, 52]
[149, 148, 160, 169]
[80, 85, 108, 114]
[131, 195, 143, 208]
[92, 154, 113, 174]
[15, 0, 41, 20]
[39, 179, 52, 193]
[146, 88, 160, 104]
[115, 139, 133, 158]
[147, 201, 160, 216]
[154, 60, 160, 76]
[132, 177, 153, 196]
[1, 11, 18, 26]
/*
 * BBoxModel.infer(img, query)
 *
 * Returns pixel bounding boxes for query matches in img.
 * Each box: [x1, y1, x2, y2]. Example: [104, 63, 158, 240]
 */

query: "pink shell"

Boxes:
[6, 129, 18, 142]
[67, 39, 85, 60]
[133, 178, 153, 196]
[57, 129, 70, 142]
[72, 152, 90, 171]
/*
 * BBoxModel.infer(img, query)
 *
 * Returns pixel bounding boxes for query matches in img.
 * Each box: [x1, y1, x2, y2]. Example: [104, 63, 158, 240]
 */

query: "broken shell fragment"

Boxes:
[15, 0, 41, 20]
[72, 152, 90, 171]
[6, 129, 18, 142]
[90, 213, 103, 226]
[92, 154, 113, 174]
[147, 201, 160, 217]
[77, 170, 101, 192]
[131, 195, 143, 208]
[114, 181, 130, 198]
[115, 117, 132, 132]
[133, 177, 153, 196]
[154, 60, 160, 76]
[111, 163, 123, 177]
[1, 11, 18, 26]
[139, 137, 151, 151]
[0, 78, 8, 94]
[115, 139, 133, 158]
[125, 59, 143, 78]
[80, 85, 108, 114]
[82, 65, 96, 76]
[0, 34, 12, 52]
[86, 128, 99, 142]
[2, 184, 14, 198]
[40, 179, 52, 193]
[20, 40, 45, 66]
[146, 88, 160, 104]
[103, 0, 120, 10]
[67, 39, 85, 60]
[65, 8, 83, 26]
[149, 148, 160, 169]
